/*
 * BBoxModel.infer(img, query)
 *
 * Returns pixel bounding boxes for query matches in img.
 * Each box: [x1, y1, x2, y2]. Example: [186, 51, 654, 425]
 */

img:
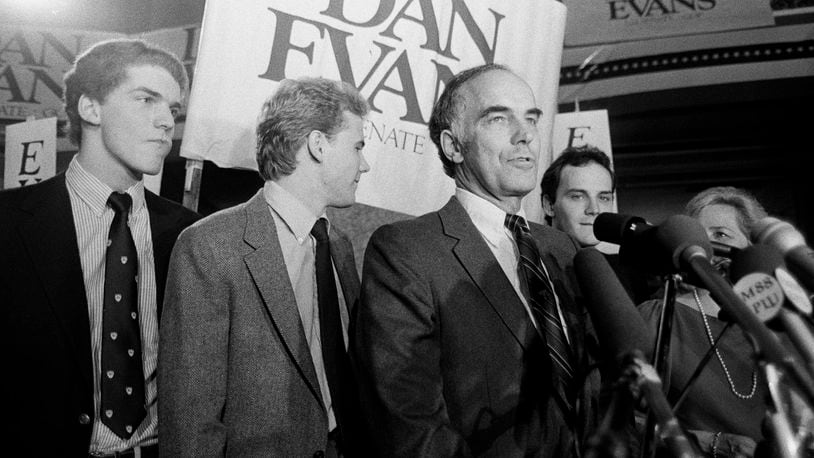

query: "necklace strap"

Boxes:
[692, 288, 758, 400]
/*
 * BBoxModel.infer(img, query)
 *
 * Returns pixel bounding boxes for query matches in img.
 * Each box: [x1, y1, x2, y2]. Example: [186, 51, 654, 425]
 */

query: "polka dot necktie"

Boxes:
[505, 214, 576, 408]
[101, 192, 145, 439]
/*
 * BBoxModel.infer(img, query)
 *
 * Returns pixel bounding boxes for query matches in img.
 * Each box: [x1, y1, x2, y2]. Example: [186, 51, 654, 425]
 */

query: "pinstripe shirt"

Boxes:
[65, 158, 158, 453]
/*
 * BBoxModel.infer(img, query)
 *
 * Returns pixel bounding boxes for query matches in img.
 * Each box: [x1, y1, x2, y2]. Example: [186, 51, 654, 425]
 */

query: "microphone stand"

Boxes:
[624, 351, 697, 458]
[670, 322, 735, 412]
[760, 362, 805, 458]
[640, 275, 679, 458]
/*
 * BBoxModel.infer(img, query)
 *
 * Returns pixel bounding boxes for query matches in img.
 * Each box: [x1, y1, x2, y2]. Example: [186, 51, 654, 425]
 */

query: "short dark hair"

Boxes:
[685, 186, 768, 236]
[428, 63, 510, 178]
[256, 77, 369, 181]
[63, 38, 188, 146]
[540, 145, 615, 225]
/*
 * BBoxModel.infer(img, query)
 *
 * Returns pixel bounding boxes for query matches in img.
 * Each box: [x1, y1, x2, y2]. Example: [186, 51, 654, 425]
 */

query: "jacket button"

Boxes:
[78, 413, 91, 425]
[313, 451, 325, 458]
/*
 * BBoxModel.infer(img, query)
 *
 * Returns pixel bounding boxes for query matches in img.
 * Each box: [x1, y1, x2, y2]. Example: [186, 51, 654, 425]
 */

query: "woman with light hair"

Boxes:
[639, 186, 773, 457]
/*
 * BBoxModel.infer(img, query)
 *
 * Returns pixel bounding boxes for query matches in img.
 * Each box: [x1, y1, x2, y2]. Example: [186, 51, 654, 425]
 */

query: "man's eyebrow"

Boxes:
[131, 87, 162, 97]
[132, 86, 182, 108]
[477, 106, 543, 120]
[477, 105, 510, 120]
[527, 108, 543, 118]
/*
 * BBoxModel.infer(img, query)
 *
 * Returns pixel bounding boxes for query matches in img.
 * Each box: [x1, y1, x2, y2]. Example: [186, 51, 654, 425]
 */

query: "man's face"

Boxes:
[544, 162, 614, 247]
[452, 70, 542, 207]
[97, 64, 182, 181]
[323, 111, 369, 208]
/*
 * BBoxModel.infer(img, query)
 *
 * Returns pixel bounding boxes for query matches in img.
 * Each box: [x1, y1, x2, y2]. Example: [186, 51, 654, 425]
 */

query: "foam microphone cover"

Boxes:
[751, 217, 806, 252]
[655, 215, 713, 270]
[575, 248, 654, 371]
[593, 213, 649, 245]
[729, 244, 785, 282]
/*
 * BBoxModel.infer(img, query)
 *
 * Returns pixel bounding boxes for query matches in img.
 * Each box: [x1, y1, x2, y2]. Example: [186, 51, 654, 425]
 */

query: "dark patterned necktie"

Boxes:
[505, 214, 576, 401]
[101, 192, 145, 439]
[311, 218, 354, 444]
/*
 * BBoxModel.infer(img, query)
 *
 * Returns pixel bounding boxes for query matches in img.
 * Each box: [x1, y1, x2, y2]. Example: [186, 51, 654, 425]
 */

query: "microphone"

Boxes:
[574, 247, 654, 366]
[593, 213, 651, 246]
[637, 216, 814, 406]
[593, 213, 714, 276]
[710, 241, 740, 258]
[594, 213, 739, 257]
[729, 244, 814, 381]
[752, 217, 814, 294]
[575, 248, 695, 458]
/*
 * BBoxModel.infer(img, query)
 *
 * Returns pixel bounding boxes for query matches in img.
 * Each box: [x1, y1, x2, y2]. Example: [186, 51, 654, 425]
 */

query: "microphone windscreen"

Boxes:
[710, 241, 740, 258]
[575, 248, 654, 368]
[655, 215, 713, 269]
[593, 213, 648, 245]
[751, 217, 806, 253]
[729, 244, 785, 282]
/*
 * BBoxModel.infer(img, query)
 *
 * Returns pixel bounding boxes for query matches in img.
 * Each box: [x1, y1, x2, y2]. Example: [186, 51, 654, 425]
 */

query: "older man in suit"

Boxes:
[0, 39, 199, 457]
[159, 77, 370, 457]
[352, 64, 601, 456]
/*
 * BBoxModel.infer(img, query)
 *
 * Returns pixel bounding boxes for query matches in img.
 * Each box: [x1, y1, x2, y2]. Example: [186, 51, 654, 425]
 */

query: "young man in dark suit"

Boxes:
[158, 77, 370, 457]
[541, 146, 656, 304]
[0, 39, 199, 457]
[352, 64, 602, 456]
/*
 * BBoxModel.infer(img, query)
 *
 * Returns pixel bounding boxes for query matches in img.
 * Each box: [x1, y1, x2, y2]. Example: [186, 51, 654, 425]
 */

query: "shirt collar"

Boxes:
[263, 180, 328, 243]
[65, 156, 146, 217]
[456, 187, 526, 244]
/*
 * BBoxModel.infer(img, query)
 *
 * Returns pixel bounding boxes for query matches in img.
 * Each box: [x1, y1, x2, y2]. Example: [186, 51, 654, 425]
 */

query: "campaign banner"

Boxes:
[181, 0, 567, 219]
[3, 116, 56, 189]
[0, 27, 121, 121]
[564, 0, 775, 47]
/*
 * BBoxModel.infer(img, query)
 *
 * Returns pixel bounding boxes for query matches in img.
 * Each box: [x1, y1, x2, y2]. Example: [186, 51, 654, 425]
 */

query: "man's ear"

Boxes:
[542, 194, 555, 218]
[440, 129, 464, 165]
[306, 130, 326, 162]
[78, 94, 101, 126]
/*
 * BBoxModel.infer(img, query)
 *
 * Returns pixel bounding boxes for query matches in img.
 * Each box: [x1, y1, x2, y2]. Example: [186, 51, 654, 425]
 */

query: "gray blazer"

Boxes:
[158, 190, 361, 457]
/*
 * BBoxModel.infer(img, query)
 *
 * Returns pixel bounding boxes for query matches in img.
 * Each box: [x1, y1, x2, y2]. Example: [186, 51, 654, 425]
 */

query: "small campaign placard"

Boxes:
[3, 117, 57, 189]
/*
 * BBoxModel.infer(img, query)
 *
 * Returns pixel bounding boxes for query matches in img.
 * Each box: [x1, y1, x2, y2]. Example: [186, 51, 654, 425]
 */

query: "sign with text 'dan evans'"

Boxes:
[3, 117, 56, 189]
[181, 0, 566, 218]
[563, 0, 774, 47]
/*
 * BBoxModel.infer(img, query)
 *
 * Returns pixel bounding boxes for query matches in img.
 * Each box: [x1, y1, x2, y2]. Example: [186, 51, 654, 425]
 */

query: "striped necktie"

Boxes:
[505, 214, 575, 402]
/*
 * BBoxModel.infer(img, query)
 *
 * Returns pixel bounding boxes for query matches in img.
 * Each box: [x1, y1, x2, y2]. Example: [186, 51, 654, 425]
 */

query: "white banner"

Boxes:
[181, 0, 566, 218]
[0, 27, 121, 121]
[3, 117, 56, 189]
[564, 0, 774, 47]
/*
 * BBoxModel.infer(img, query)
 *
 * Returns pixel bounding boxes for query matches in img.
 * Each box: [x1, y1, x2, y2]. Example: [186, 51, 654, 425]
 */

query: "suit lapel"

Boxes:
[18, 175, 93, 390]
[439, 198, 536, 350]
[330, 231, 359, 318]
[145, 191, 178, 319]
[240, 191, 324, 407]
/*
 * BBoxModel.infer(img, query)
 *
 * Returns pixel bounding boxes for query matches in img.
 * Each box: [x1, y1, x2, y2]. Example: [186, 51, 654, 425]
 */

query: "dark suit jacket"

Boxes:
[0, 173, 199, 456]
[351, 197, 602, 457]
[158, 190, 364, 457]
